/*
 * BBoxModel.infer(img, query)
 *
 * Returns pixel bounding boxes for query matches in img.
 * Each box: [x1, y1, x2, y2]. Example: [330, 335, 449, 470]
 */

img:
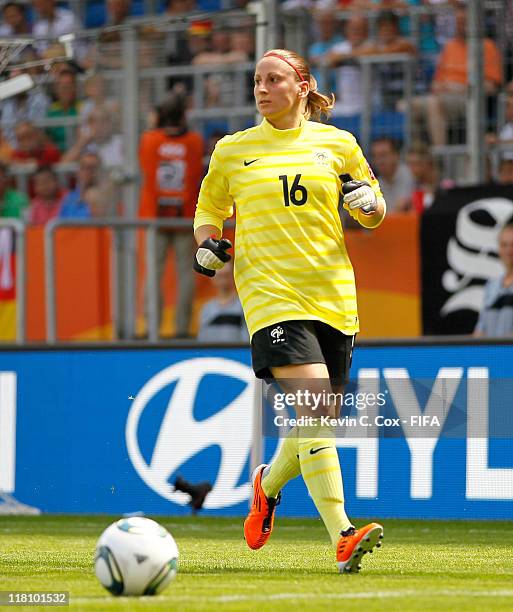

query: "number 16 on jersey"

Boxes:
[279, 174, 308, 207]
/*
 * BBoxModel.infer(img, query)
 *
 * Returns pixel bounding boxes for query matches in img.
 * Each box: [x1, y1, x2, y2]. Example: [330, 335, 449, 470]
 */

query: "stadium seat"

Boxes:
[370, 111, 405, 142]
[197, 0, 222, 11]
[84, 0, 146, 28]
[330, 112, 405, 143]
[85, 2, 106, 28]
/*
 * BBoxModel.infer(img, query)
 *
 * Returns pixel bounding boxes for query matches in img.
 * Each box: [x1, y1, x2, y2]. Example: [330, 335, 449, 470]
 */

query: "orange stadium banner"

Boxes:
[2, 215, 420, 342]
[345, 213, 421, 338]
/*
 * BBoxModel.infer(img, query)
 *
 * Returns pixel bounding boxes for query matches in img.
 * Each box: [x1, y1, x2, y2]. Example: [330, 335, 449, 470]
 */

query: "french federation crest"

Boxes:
[313, 150, 330, 166]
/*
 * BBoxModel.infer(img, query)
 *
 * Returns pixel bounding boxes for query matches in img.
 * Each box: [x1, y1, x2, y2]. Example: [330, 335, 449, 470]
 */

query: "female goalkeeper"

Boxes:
[193, 48, 386, 573]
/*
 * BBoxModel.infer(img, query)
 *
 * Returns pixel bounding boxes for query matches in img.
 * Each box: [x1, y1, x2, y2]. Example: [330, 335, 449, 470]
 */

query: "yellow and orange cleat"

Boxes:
[243, 464, 281, 550]
[336, 522, 384, 573]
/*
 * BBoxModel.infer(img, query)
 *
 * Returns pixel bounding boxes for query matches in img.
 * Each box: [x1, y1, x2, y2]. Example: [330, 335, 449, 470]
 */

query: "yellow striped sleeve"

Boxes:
[344, 136, 383, 201]
[194, 143, 233, 233]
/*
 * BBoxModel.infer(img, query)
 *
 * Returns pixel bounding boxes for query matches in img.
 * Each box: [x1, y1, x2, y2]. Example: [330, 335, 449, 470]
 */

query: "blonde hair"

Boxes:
[263, 48, 335, 121]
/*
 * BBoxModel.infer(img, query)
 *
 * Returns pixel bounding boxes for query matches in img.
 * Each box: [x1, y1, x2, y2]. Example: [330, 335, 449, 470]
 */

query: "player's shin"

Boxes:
[261, 426, 301, 498]
[298, 420, 352, 546]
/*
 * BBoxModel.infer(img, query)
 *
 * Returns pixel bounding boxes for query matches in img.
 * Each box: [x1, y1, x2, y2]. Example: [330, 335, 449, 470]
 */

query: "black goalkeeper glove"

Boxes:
[193, 237, 232, 277]
[340, 173, 378, 214]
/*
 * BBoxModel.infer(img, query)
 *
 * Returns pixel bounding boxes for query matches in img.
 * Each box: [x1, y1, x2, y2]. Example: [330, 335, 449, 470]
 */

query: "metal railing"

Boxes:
[0, 220, 26, 344]
[318, 53, 414, 152]
[360, 54, 414, 150]
[44, 217, 196, 344]
[8, 162, 80, 194]
[101, 61, 257, 134]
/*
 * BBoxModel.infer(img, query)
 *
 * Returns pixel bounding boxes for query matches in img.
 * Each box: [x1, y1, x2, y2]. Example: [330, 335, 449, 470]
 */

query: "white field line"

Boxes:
[70, 589, 513, 606]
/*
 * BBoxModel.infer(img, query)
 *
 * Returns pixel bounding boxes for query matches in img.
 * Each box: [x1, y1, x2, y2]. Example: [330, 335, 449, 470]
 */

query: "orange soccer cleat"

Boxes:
[243, 464, 281, 550]
[336, 522, 384, 573]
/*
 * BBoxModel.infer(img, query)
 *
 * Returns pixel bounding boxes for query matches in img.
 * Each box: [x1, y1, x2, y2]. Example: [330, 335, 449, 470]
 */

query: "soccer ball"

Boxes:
[94, 517, 179, 596]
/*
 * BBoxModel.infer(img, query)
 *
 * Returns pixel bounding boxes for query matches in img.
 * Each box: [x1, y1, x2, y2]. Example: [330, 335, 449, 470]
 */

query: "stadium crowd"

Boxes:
[0, 0, 512, 337]
[0, 0, 511, 224]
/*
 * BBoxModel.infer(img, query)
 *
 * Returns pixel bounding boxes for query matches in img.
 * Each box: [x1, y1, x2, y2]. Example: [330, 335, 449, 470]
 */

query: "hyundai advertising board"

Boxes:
[0, 344, 512, 519]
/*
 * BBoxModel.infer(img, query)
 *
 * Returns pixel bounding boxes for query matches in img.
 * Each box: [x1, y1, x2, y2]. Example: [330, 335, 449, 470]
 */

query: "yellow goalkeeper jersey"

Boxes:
[194, 118, 384, 339]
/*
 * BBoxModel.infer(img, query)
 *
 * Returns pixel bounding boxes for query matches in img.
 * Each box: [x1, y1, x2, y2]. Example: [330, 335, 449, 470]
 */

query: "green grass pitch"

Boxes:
[1, 515, 512, 611]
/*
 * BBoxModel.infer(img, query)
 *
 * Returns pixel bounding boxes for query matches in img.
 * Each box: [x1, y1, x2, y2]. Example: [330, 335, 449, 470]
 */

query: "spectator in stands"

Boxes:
[498, 159, 513, 185]
[359, 0, 453, 49]
[193, 24, 253, 107]
[12, 120, 61, 166]
[32, 0, 82, 52]
[26, 166, 66, 225]
[139, 93, 204, 338]
[187, 19, 214, 62]
[62, 105, 123, 170]
[87, 0, 130, 68]
[10, 47, 42, 79]
[474, 223, 513, 337]
[105, 0, 131, 26]
[90, 0, 157, 70]
[59, 152, 104, 218]
[0, 162, 29, 219]
[46, 69, 81, 152]
[488, 94, 513, 161]
[193, 26, 242, 65]
[500, 95, 513, 152]
[308, 8, 343, 93]
[425, 0, 458, 48]
[165, 0, 196, 66]
[80, 186, 111, 217]
[0, 2, 31, 36]
[230, 28, 256, 103]
[165, 19, 208, 93]
[79, 74, 119, 133]
[405, 142, 441, 212]
[412, 5, 503, 146]
[366, 11, 416, 111]
[197, 260, 249, 343]
[165, 0, 196, 14]
[0, 80, 49, 147]
[367, 10, 416, 55]
[229, 29, 255, 62]
[370, 136, 414, 211]
[382, 0, 438, 54]
[41, 42, 76, 78]
[328, 15, 371, 117]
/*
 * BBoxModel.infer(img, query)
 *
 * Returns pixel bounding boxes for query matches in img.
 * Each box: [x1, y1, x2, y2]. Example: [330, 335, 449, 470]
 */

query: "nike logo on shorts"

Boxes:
[244, 159, 260, 166]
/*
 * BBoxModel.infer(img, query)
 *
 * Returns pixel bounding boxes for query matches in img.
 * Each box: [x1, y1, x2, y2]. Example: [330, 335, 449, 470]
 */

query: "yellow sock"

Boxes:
[298, 422, 352, 546]
[261, 426, 301, 498]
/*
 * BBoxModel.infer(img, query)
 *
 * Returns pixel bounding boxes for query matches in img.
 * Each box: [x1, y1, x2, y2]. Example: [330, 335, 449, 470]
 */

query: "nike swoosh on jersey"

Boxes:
[309, 446, 331, 455]
[244, 159, 260, 166]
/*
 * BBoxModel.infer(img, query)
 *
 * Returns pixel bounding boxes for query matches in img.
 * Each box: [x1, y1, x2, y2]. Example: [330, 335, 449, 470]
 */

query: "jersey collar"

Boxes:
[260, 117, 305, 142]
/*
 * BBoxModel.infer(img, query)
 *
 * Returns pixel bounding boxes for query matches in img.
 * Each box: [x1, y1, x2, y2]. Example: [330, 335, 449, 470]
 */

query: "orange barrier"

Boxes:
[0, 215, 420, 341]
[345, 213, 421, 338]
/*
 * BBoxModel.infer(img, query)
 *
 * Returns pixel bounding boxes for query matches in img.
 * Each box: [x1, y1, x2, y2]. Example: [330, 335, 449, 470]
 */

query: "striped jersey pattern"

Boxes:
[194, 118, 383, 339]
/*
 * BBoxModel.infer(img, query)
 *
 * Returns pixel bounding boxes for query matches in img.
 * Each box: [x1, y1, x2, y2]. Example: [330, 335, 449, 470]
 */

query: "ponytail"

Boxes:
[305, 75, 335, 121]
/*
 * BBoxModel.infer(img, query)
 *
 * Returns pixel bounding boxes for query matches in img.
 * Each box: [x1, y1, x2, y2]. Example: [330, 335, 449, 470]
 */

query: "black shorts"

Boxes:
[251, 320, 355, 384]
